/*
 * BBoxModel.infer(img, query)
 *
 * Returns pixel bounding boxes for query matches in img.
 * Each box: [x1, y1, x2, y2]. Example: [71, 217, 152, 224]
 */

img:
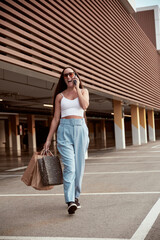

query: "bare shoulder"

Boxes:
[81, 88, 89, 95]
[56, 93, 63, 103]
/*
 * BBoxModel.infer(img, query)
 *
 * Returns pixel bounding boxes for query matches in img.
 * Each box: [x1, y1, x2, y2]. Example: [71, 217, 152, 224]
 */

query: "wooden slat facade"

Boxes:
[0, 0, 160, 110]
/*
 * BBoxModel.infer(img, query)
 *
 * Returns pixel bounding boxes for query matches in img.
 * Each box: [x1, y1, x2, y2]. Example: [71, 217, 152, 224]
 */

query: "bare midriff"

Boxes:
[61, 115, 83, 119]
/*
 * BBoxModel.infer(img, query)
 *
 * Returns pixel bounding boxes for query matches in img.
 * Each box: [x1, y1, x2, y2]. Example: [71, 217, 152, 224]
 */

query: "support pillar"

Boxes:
[147, 110, 156, 142]
[139, 108, 147, 144]
[10, 115, 21, 152]
[27, 115, 37, 152]
[8, 118, 12, 149]
[131, 105, 141, 145]
[113, 100, 126, 150]
[101, 119, 107, 148]
[5, 118, 12, 149]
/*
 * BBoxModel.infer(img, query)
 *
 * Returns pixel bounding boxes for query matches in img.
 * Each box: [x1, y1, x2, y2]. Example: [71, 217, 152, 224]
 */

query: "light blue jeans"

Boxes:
[57, 118, 89, 203]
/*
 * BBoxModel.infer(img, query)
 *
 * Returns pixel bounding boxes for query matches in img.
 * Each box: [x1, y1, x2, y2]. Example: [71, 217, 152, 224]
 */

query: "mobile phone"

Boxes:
[73, 79, 77, 85]
[73, 73, 78, 85]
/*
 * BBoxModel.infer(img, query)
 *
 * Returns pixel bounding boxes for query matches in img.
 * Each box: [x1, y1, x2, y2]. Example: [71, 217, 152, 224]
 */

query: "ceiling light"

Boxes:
[43, 104, 53, 108]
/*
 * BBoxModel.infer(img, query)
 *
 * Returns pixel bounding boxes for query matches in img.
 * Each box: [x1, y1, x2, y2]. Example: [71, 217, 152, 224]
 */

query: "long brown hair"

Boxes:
[52, 67, 83, 116]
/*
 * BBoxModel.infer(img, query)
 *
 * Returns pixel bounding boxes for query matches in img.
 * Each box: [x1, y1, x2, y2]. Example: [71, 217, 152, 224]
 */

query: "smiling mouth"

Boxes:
[68, 80, 72, 83]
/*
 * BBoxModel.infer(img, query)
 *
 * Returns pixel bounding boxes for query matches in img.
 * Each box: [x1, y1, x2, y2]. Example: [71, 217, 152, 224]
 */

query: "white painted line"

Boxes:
[5, 159, 160, 171]
[1, 192, 160, 197]
[84, 170, 160, 174]
[88, 156, 160, 159]
[2, 170, 160, 178]
[117, 151, 137, 153]
[148, 151, 160, 152]
[5, 166, 27, 172]
[0, 175, 22, 177]
[117, 150, 160, 153]
[152, 145, 160, 148]
[86, 161, 160, 165]
[130, 198, 160, 240]
[0, 193, 64, 197]
[82, 192, 160, 196]
[0, 237, 129, 240]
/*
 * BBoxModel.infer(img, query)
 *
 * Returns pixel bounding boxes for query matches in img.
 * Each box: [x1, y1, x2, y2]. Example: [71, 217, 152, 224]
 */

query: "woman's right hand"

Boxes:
[43, 140, 51, 151]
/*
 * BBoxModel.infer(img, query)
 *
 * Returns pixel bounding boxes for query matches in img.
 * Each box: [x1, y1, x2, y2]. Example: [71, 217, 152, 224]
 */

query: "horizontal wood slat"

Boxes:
[0, 0, 160, 110]
[1, 37, 159, 105]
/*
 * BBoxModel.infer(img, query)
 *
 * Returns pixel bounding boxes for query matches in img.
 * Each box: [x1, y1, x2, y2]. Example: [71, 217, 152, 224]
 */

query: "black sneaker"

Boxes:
[75, 198, 81, 209]
[68, 202, 77, 214]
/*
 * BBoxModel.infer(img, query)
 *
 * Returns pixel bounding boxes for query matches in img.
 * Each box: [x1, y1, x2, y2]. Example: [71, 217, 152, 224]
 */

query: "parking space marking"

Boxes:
[2, 167, 160, 179]
[2, 169, 160, 178]
[0, 237, 129, 240]
[130, 198, 160, 240]
[88, 156, 160, 159]
[3, 161, 160, 173]
[86, 161, 160, 165]
[1, 192, 160, 197]
[116, 151, 137, 153]
[5, 166, 27, 172]
[117, 150, 160, 153]
[0, 174, 22, 178]
[152, 145, 160, 149]
[85, 170, 160, 174]
[148, 151, 160, 152]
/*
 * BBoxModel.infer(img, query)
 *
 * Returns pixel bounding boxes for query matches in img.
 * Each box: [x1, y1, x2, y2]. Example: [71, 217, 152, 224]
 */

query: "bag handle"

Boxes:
[46, 149, 54, 156]
[41, 149, 54, 157]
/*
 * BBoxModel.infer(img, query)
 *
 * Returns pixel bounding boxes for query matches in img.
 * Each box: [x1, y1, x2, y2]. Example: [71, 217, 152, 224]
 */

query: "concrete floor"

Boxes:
[0, 141, 160, 240]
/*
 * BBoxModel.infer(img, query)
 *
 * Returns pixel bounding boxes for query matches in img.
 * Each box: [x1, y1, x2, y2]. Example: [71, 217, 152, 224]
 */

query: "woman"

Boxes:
[44, 67, 89, 214]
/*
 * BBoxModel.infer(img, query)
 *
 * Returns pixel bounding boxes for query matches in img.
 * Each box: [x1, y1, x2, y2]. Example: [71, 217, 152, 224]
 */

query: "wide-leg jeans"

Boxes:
[57, 118, 89, 203]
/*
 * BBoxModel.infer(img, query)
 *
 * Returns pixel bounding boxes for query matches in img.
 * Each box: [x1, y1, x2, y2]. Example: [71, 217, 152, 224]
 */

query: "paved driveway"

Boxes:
[0, 141, 160, 240]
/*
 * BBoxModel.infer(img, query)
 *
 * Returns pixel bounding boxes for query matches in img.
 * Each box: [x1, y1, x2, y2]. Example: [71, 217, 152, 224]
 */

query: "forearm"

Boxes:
[46, 118, 59, 143]
[77, 88, 89, 110]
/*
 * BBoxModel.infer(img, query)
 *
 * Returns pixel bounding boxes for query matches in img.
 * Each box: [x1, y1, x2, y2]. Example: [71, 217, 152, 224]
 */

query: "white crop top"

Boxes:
[60, 93, 84, 118]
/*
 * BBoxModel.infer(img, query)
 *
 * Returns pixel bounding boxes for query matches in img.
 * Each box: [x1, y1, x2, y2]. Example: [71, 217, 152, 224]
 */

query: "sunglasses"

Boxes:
[63, 72, 76, 78]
